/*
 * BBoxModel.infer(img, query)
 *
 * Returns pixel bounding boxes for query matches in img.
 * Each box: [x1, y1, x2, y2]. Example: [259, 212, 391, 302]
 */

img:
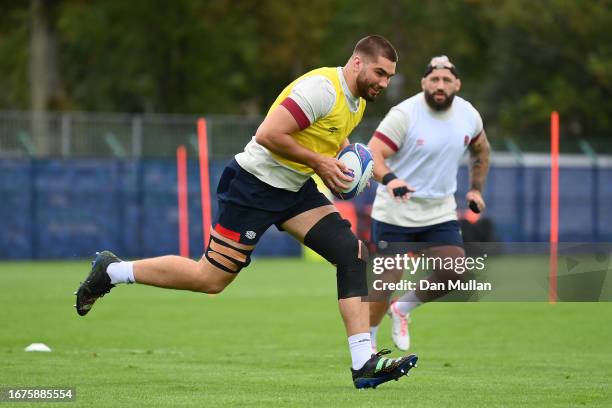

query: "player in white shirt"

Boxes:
[366, 56, 490, 351]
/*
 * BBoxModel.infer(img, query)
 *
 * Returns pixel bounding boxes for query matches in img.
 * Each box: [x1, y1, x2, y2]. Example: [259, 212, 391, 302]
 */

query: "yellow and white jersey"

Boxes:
[235, 67, 365, 192]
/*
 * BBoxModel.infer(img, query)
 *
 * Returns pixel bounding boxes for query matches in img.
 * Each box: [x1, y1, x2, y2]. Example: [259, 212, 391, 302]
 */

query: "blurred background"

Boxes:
[0, 0, 611, 259]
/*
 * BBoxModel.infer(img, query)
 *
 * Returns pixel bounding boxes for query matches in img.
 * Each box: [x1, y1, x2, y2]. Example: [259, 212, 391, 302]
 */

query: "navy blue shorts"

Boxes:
[371, 219, 463, 251]
[213, 160, 331, 245]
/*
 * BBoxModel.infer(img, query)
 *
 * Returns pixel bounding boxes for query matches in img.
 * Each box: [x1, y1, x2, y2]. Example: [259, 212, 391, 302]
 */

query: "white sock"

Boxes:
[369, 326, 379, 346]
[395, 291, 423, 315]
[348, 333, 372, 370]
[107, 261, 135, 284]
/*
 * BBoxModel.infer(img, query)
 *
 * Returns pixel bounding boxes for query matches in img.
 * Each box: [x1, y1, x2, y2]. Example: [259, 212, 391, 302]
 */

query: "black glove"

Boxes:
[468, 200, 481, 214]
[393, 186, 410, 197]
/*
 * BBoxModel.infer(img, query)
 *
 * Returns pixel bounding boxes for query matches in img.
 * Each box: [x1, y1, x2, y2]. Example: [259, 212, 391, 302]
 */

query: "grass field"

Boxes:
[1, 258, 611, 407]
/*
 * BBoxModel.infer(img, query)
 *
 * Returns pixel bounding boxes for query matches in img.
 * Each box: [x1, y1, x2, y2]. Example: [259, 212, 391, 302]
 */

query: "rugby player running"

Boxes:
[74, 36, 418, 389]
[367, 56, 490, 352]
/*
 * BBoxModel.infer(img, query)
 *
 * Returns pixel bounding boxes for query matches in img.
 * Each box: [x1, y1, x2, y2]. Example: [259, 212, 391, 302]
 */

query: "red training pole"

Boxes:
[549, 111, 559, 304]
[176, 145, 190, 258]
[197, 118, 212, 247]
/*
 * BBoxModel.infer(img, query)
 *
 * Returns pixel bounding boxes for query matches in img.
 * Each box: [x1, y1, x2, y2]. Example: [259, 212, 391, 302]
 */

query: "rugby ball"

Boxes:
[332, 143, 374, 200]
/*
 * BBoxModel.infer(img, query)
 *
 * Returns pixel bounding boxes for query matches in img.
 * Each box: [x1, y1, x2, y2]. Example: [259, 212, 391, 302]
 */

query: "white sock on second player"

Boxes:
[395, 291, 423, 315]
[348, 333, 373, 370]
[107, 261, 135, 284]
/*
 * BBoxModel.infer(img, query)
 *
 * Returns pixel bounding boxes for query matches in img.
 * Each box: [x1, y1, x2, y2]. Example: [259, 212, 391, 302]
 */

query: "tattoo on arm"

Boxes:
[469, 133, 490, 192]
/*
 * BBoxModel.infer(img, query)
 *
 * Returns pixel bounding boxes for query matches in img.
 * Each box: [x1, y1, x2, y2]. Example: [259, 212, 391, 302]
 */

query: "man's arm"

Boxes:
[367, 136, 414, 202]
[466, 130, 491, 211]
[255, 106, 352, 191]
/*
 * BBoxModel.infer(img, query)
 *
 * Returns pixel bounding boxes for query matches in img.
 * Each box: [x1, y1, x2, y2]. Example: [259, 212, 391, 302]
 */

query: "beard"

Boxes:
[356, 71, 382, 102]
[424, 89, 455, 111]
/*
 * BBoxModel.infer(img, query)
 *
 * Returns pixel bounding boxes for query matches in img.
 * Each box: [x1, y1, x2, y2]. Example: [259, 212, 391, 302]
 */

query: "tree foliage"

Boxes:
[0, 0, 610, 138]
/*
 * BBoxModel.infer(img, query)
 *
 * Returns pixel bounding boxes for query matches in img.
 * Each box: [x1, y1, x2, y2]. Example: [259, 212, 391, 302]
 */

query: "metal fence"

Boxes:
[0, 111, 384, 159]
[1, 110, 610, 159]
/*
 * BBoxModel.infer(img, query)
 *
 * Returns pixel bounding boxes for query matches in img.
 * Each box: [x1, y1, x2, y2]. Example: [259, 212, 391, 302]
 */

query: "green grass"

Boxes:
[1, 258, 611, 407]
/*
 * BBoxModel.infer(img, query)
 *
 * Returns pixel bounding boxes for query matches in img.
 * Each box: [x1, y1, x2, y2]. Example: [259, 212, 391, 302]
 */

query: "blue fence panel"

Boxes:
[0, 159, 34, 259]
[597, 168, 612, 241]
[558, 168, 595, 242]
[34, 160, 122, 258]
[0, 158, 610, 260]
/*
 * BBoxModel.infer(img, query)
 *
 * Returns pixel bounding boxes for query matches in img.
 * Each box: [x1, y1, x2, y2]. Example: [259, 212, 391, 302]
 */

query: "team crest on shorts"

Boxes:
[245, 230, 257, 240]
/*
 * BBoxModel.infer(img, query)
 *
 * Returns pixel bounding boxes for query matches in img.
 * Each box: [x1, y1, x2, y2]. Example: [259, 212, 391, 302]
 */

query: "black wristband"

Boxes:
[382, 172, 397, 185]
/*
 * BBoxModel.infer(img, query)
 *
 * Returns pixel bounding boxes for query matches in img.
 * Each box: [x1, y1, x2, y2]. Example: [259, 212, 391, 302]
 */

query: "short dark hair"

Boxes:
[354, 35, 398, 62]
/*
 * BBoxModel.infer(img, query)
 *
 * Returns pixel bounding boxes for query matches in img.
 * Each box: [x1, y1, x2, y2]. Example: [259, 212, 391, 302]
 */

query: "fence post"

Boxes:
[61, 113, 71, 157]
[504, 138, 526, 241]
[579, 139, 599, 241]
[29, 159, 38, 259]
[132, 116, 142, 158]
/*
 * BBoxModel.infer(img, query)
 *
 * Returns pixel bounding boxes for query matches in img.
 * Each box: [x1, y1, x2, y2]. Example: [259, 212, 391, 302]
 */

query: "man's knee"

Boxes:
[304, 212, 364, 264]
[426, 245, 467, 281]
[303, 212, 368, 299]
[200, 281, 226, 295]
[194, 258, 236, 294]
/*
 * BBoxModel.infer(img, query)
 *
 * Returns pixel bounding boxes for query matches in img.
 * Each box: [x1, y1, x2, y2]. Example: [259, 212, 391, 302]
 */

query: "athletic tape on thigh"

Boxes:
[205, 235, 252, 273]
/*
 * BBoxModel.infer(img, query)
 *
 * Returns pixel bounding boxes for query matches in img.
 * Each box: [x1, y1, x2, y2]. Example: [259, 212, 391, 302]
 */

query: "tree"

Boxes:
[30, 0, 66, 155]
[0, 0, 609, 143]
[480, 0, 612, 138]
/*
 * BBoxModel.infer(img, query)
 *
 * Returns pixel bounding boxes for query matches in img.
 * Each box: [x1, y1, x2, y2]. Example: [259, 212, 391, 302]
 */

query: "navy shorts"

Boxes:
[371, 219, 463, 252]
[213, 160, 331, 245]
